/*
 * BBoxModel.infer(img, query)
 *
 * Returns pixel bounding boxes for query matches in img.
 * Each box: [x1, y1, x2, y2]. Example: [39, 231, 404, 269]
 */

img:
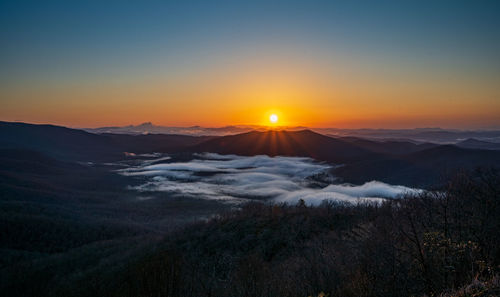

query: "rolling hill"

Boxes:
[2, 121, 500, 187]
[334, 144, 500, 186]
[0, 121, 212, 162]
[456, 138, 500, 150]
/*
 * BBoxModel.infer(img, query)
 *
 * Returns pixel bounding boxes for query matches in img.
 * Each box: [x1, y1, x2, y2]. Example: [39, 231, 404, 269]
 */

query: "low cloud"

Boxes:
[119, 153, 421, 205]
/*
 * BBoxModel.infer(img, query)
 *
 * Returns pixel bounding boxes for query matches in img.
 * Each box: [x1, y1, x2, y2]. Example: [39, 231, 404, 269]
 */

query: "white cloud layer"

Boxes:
[119, 153, 421, 205]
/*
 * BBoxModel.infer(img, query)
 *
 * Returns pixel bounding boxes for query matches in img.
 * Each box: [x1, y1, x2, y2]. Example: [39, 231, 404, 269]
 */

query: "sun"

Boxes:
[269, 114, 278, 124]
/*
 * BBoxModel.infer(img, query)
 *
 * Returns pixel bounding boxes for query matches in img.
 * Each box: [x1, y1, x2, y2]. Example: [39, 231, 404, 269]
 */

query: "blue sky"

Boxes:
[1, 0, 499, 128]
[2, 0, 498, 83]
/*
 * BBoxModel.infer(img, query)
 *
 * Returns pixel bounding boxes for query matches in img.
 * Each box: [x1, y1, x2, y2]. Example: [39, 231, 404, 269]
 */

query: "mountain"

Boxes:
[85, 122, 258, 136]
[86, 123, 500, 144]
[335, 136, 437, 154]
[0, 121, 117, 161]
[2, 121, 500, 187]
[193, 129, 500, 187]
[334, 145, 500, 187]
[103, 133, 214, 155]
[191, 129, 381, 163]
[0, 148, 130, 203]
[0, 121, 212, 161]
[456, 138, 500, 150]
[321, 128, 500, 144]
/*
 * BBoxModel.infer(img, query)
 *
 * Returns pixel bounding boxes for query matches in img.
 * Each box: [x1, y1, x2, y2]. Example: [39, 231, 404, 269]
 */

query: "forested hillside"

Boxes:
[3, 169, 498, 297]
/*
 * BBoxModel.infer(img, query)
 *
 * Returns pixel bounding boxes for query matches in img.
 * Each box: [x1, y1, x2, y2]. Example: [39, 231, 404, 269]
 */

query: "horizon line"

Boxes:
[2, 120, 500, 131]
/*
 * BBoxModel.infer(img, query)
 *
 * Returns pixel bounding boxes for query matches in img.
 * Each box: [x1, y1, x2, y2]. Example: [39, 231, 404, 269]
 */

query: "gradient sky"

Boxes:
[1, 0, 499, 128]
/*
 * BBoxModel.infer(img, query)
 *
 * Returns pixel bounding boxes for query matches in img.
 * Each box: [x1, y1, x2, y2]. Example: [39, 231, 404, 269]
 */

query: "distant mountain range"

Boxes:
[322, 128, 500, 144]
[84, 122, 500, 144]
[85, 122, 263, 136]
[2, 121, 500, 187]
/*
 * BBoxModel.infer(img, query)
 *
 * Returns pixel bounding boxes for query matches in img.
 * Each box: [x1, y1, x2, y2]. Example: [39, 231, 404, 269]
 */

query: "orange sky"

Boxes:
[1, 49, 499, 129]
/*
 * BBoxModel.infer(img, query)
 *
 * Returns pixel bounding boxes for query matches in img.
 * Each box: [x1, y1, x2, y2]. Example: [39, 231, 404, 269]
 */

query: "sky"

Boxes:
[1, 0, 499, 129]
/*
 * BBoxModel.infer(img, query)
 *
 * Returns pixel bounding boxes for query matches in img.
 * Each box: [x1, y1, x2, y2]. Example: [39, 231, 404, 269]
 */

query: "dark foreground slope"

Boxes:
[4, 170, 497, 297]
[106, 170, 500, 297]
[0, 148, 232, 297]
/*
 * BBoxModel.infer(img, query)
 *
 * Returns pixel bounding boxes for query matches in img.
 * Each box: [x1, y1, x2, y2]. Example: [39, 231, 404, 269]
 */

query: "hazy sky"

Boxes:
[1, 0, 499, 128]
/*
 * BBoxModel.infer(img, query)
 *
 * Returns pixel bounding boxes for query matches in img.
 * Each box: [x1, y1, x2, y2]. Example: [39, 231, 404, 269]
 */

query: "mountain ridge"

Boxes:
[2, 121, 499, 187]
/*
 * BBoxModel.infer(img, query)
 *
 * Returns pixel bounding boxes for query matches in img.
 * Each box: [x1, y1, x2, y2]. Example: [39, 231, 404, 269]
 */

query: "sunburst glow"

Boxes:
[270, 114, 278, 124]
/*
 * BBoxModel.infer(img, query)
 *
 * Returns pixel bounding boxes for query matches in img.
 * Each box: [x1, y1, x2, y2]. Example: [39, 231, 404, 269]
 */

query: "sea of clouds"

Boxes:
[119, 153, 421, 205]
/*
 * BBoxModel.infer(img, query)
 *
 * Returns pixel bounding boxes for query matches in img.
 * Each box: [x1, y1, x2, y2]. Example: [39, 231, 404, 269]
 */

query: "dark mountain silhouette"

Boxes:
[456, 138, 500, 150]
[2, 121, 500, 187]
[0, 121, 212, 161]
[335, 136, 437, 154]
[0, 148, 82, 175]
[191, 129, 381, 163]
[0, 148, 132, 206]
[190, 130, 500, 186]
[324, 128, 500, 143]
[0, 121, 116, 161]
[407, 130, 500, 143]
[104, 133, 213, 155]
[334, 145, 500, 186]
